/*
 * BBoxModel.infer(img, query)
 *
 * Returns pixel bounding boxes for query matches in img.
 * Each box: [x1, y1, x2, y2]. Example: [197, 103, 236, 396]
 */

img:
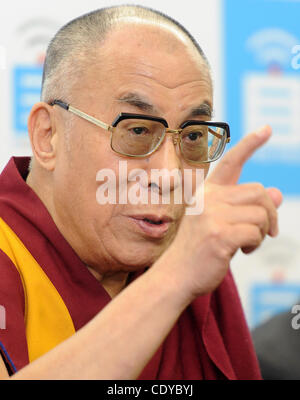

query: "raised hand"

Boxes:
[163, 126, 283, 300]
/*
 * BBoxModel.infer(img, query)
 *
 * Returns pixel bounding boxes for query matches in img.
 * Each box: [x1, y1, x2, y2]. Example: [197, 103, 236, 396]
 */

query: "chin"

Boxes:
[114, 243, 168, 271]
[121, 230, 177, 269]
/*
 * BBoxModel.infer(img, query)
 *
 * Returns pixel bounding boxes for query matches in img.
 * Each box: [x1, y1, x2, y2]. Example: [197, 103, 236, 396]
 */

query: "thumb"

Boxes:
[208, 125, 272, 185]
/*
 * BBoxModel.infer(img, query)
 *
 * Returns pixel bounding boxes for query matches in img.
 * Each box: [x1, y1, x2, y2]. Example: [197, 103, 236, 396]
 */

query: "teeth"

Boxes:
[144, 218, 163, 225]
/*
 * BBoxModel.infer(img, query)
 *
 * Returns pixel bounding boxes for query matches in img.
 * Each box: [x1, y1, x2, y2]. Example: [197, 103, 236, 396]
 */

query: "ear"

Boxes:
[27, 102, 58, 171]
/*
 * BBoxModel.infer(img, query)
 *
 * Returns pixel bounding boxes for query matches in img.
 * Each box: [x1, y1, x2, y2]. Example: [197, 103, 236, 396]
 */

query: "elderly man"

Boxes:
[0, 5, 282, 379]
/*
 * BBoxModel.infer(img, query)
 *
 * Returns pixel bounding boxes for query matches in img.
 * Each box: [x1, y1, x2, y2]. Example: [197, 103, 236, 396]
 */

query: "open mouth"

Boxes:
[129, 214, 172, 238]
[143, 218, 163, 225]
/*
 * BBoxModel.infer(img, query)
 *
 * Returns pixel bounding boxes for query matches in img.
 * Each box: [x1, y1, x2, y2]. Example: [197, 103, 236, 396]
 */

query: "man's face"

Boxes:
[52, 24, 213, 274]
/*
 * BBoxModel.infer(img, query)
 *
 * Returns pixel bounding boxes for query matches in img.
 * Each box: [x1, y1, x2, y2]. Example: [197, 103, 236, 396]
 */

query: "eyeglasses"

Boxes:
[50, 99, 230, 164]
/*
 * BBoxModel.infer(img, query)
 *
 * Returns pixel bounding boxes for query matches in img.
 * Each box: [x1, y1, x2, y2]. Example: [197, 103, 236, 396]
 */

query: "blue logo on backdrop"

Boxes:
[13, 66, 43, 135]
[11, 18, 59, 139]
[251, 283, 300, 327]
[224, 0, 300, 195]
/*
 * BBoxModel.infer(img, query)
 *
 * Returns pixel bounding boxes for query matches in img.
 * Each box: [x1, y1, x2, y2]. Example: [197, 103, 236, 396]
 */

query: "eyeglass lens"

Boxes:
[111, 118, 226, 162]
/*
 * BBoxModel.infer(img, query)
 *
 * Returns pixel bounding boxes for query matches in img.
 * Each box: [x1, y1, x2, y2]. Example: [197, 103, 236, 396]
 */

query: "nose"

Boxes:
[146, 133, 182, 197]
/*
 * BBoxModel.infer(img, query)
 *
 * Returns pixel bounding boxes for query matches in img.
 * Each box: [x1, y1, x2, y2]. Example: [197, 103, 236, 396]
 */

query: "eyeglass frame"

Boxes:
[49, 99, 231, 164]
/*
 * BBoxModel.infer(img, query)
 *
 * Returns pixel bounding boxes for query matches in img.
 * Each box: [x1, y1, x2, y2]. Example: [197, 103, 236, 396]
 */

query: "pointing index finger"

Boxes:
[208, 125, 272, 185]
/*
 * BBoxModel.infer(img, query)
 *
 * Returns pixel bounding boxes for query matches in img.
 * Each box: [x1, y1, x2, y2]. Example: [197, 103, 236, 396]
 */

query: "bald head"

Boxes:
[41, 5, 210, 104]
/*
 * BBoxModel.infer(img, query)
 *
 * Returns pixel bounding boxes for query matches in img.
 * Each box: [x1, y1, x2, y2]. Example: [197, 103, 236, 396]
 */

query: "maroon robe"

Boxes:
[0, 157, 261, 379]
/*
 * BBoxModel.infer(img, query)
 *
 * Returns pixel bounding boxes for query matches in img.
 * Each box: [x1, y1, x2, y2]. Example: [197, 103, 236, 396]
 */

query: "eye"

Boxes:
[187, 131, 203, 141]
[130, 126, 149, 135]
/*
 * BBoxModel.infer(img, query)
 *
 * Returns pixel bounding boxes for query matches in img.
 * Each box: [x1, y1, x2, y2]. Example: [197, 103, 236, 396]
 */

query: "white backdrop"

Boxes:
[1, 0, 299, 328]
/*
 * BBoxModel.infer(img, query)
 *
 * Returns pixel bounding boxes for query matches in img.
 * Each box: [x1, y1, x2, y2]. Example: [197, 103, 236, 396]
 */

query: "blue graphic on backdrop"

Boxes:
[251, 283, 300, 327]
[224, 0, 300, 195]
[13, 65, 43, 135]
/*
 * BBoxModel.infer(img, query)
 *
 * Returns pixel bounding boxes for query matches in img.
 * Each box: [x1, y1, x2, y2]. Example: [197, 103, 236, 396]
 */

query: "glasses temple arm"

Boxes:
[68, 105, 111, 131]
[208, 127, 230, 143]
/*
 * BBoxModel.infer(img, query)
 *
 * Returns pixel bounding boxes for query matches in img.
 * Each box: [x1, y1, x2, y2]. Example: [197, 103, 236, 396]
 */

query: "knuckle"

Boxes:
[207, 221, 231, 258]
[250, 225, 263, 244]
[252, 182, 265, 197]
[270, 208, 278, 224]
[256, 207, 268, 224]
[207, 220, 223, 240]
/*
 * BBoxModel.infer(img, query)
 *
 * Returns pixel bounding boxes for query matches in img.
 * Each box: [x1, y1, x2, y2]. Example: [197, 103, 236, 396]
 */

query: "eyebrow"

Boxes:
[117, 93, 157, 113]
[189, 102, 213, 119]
[117, 92, 213, 119]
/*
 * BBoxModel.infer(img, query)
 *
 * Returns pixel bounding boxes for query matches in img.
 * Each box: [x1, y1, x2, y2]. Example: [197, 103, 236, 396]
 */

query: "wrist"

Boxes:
[149, 246, 198, 311]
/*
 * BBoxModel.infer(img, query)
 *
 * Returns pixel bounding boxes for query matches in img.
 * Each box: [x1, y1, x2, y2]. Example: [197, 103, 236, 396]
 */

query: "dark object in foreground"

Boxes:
[252, 308, 300, 380]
